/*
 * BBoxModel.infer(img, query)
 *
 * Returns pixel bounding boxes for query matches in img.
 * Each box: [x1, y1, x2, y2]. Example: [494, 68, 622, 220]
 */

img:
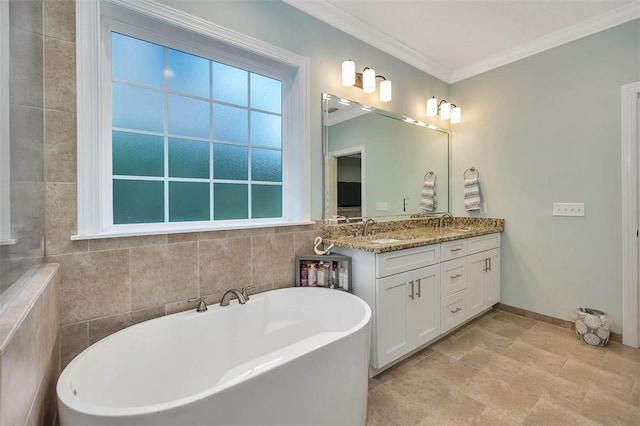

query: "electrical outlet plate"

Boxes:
[375, 202, 388, 211]
[553, 203, 585, 217]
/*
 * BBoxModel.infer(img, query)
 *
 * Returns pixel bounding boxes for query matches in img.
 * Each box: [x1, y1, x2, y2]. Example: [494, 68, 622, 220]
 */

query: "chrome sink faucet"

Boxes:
[363, 218, 377, 236]
[220, 289, 247, 306]
[439, 213, 453, 228]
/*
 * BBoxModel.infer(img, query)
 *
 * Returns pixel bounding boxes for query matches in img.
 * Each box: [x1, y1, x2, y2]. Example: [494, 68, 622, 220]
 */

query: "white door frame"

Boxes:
[327, 146, 366, 217]
[621, 81, 640, 348]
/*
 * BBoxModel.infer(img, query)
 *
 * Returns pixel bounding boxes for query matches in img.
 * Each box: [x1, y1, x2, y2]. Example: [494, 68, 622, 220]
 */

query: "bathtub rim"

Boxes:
[57, 287, 371, 418]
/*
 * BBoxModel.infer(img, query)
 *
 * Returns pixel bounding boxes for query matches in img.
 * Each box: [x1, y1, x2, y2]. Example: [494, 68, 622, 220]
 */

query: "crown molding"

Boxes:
[451, 2, 640, 83]
[282, 0, 452, 83]
[284, 0, 640, 85]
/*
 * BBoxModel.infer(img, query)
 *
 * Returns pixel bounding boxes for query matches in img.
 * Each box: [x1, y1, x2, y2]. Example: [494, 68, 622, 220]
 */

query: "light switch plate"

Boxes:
[553, 203, 585, 217]
[376, 202, 388, 211]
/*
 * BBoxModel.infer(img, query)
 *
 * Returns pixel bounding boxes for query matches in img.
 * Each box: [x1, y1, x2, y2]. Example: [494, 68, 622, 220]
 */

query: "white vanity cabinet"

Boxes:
[336, 232, 501, 374]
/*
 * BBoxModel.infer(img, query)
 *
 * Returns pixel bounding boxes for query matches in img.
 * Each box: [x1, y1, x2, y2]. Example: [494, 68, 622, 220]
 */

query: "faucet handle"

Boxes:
[241, 285, 257, 301]
[187, 296, 208, 312]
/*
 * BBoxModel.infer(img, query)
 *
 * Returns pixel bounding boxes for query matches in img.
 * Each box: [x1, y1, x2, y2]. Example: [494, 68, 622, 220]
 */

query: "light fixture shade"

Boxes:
[450, 106, 461, 124]
[440, 101, 451, 120]
[342, 60, 355, 86]
[427, 97, 438, 116]
[379, 80, 392, 102]
[363, 68, 376, 93]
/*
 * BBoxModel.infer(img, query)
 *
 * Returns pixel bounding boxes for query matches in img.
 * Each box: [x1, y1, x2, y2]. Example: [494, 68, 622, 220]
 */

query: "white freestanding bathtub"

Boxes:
[57, 287, 371, 425]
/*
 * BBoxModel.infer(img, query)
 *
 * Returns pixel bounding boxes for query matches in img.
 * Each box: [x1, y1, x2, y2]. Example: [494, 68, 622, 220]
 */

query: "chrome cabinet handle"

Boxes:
[488, 257, 492, 271]
[450, 248, 462, 252]
[416, 278, 421, 298]
[451, 307, 462, 314]
[483, 258, 488, 272]
[409, 280, 414, 299]
[450, 273, 462, 279]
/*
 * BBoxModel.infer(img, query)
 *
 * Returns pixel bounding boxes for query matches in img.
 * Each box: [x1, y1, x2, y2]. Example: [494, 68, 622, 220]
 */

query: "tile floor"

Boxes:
[366, 309, 640, 425]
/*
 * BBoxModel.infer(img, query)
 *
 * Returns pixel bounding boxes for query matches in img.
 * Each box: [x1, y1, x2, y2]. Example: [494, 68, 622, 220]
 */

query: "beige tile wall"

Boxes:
[42, 0, 322, 369]
[0, 264, 60, 426]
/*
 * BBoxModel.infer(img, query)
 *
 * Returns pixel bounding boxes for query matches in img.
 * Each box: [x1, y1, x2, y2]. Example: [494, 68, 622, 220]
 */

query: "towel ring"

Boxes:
[463, 167, 479, 180]
[423, 171, 436, 183]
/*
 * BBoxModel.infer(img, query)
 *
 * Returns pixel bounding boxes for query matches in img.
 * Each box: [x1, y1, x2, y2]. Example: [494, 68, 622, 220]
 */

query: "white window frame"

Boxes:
[74, 0, 311, 239]
[0, 0, 15, 246]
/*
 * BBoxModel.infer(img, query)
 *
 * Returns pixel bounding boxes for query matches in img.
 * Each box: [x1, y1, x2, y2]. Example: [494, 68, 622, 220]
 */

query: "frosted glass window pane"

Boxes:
[250, 73, 281, 113]
[214, 184, 248, 220]
[251, 185, 282, 218]
[212, 62, 248, 106]
[169, 138, 210, 179]
[251, 149, 281, 182]
[213, 104, 248, 144]
[112, 131, 164, 177]
[168, 95, 209, 139]
[214, 144, 247, 180]
[169, 182, 210, 222]
[113, 180, 164, 224]
[167, 49, 209, 98]
[111, 32, 164, 88]
[112, 83, 164, 132]
[250, 112, 281, 148]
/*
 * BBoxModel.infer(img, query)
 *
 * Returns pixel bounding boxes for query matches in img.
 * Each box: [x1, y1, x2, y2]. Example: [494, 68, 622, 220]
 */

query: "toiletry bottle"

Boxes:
[300, 263, 308, 286]
[331, 261, 338, 288]
[340, 264, 349, 291]
[338, 261, 345, 288]
[317, 261, 326, 287]
[308, 263, 317, 286]
[322, 262, 331, 287]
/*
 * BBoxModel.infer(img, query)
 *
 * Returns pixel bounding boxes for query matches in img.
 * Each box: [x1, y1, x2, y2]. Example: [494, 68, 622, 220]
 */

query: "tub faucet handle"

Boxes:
[187, 297, 208, 312]
[241, 285, 257, 301]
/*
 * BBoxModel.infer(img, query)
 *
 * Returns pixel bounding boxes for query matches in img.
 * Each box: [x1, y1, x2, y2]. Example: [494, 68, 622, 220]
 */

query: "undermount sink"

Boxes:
[369, 238, 403, 244]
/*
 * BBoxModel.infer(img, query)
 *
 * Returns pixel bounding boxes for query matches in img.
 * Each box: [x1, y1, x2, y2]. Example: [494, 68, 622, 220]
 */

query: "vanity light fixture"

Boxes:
[342, 59, 392, 102]
[427, 96, 461, 123]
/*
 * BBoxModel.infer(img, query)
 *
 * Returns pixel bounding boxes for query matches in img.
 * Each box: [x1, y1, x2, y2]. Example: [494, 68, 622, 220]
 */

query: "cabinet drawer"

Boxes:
[440, 257, 467, 297]
[441, 290, 467, 334]
[467, 233, 500, 255]
[376, 244, 440, 278]
[441, 239, 467, 261]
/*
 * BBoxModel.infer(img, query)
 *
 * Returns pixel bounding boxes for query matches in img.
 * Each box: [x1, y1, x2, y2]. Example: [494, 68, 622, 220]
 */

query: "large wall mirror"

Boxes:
[323, 94, 451, 221]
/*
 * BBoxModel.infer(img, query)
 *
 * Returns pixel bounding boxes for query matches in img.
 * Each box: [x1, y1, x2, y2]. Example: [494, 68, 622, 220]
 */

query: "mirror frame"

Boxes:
[322, 93, 452, 221]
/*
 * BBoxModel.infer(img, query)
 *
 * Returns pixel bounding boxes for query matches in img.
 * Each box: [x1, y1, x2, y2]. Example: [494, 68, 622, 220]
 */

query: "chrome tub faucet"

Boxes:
[220, 289, 247, 306]
[187, 296, 208, 312]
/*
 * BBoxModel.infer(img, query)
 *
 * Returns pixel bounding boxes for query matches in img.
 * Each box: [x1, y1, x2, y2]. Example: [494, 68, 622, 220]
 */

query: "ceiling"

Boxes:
[283, 0, 640, 83]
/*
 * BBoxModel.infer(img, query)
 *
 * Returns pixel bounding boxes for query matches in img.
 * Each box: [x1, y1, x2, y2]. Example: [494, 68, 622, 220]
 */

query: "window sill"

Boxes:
[0, 238, 17, 246]
[71, 219, 316, 241]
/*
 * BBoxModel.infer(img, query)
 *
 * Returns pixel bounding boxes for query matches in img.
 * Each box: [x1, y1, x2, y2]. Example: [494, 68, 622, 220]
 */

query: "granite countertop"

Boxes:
[324, 217, 504, 254]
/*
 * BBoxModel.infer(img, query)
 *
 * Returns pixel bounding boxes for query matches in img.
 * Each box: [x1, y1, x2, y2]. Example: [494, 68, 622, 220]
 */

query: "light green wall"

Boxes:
[160, 0, 450, 219]
[451, 19, 640, 332]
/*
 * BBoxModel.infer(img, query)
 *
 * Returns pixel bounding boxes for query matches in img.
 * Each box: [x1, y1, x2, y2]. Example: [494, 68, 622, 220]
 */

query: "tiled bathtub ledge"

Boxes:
[325, 217, 504, 253]
[0, 264, 59, 352]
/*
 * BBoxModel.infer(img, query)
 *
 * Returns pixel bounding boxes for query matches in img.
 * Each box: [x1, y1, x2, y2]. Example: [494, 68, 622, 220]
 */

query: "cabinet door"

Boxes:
[376, 272, 412, 368]
[411, 265, 441, 348]
[484, 249, 500, 306]
[467, 251, 486, 318]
